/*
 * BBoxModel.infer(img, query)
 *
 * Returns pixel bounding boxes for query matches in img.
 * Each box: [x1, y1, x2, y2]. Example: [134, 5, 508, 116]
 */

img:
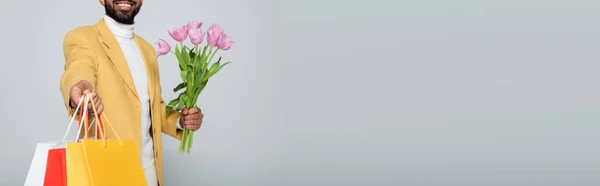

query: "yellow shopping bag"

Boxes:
[66, 95, 95, 186]
[65, 93, 147, 186]
[81, 93, 148, 186]
[66, 142, 92, 186]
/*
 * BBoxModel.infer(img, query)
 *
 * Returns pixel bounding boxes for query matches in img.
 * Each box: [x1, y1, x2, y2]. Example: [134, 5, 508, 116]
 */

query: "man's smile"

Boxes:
[115, 1, 134, 11]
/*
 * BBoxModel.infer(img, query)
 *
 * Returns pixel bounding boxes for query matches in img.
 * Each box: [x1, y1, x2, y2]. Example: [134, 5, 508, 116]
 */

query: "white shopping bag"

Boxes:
[24, 142, 62, 186]
[23, 96, 95, 186]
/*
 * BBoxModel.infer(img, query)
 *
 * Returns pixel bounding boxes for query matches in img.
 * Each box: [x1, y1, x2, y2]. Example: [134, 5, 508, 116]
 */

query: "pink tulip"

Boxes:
[154, 39, 171, 56]
[188, 28, 205, 45]
[187, 20, 203, 30]
[206, 24, 224, 47]
[186, 20, 204, 45]
[216, 34, 234, 50]
[168, 25, 188, 42]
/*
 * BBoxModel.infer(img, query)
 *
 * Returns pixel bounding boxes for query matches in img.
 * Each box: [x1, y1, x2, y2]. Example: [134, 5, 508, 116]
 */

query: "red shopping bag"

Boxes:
[40, 96, 97, 186]
[44, 148, 67, 186]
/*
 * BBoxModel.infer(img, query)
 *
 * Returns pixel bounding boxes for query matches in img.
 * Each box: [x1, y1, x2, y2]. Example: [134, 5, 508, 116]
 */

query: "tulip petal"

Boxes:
[168, 26, 188, 42]
[207, 24, 224, 47]
[154, 39, 171, 57]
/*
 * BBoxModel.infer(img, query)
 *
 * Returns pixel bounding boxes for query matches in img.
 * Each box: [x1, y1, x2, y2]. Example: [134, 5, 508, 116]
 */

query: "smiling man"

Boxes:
[59, 0, 204, 185]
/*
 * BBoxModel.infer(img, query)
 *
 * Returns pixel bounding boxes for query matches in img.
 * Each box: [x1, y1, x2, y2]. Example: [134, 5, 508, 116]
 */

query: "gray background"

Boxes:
[1, 0, 599, 185]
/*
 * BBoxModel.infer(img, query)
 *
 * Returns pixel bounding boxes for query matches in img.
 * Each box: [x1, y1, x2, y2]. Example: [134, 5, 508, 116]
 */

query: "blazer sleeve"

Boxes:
[149, 45, 183, 140]
[59, 29, 98, 116]
[159, 98, 183, 140]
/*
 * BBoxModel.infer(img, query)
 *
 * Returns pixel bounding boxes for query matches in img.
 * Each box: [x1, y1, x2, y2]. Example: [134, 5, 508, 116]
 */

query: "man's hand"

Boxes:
[70, 80, 103, 115]
[180, 107, 203, 131]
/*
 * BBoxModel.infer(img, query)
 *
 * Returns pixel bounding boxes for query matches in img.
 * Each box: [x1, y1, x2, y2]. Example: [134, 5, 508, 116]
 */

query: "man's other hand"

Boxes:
[180, 107, 203, 131]
[70, 80, 103, 115]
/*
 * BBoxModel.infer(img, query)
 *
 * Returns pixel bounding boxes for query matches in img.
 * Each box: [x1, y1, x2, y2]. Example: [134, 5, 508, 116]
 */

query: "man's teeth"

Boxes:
[117, 4, 131, 7]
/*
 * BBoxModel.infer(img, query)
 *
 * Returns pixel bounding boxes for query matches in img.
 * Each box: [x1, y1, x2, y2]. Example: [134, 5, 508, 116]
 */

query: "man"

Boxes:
[59, 0, 203, 185]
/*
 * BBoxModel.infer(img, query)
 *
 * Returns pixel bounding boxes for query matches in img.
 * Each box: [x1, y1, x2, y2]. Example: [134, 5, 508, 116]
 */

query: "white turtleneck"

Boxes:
[103, 15, 157, 186]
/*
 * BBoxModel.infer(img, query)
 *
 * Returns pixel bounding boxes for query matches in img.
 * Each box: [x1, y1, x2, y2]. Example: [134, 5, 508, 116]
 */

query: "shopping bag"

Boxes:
[57, 118, 96, 186]
[80, 95, 148, 186]
[45, 97, 95, 186]
[43, 147, 66, 186]
[65, 95, 97, 186]
[24, 96, 88, 186]
[24, 142, 61, 186]
[66, 142, 91, 186]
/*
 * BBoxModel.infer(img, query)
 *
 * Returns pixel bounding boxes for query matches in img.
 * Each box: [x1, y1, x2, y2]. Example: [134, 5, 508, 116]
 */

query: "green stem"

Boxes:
[208, 47, 219, 66]
[185, 129, 189, 152]
[187, 132, 193, 153]
[179, 129, 186, 153]
[196, 46, 200, 62]
[191, 83, 205, 107]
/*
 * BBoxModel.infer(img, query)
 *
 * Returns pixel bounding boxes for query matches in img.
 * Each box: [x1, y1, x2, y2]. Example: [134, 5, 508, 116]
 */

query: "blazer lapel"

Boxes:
[94, 19, 139, 99]
[134, 34, 156, 106]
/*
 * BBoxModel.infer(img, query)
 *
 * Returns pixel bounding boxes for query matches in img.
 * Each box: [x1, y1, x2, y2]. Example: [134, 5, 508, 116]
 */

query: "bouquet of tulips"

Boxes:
[154, 20, 234, 153]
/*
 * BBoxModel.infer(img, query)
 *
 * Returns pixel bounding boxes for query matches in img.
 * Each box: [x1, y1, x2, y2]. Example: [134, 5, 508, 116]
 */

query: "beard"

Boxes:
[104, 1, 141, 25]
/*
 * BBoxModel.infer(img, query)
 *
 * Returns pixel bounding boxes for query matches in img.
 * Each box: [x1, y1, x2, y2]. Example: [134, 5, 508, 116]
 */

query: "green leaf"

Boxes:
[167, 99, 178, 107]
[207, 61, 220, 77]
[173, 46, 185, 70]
[174, 45, 180, 56]
[208, 61, 232, 79]
[189, 47, 197, 59]
[182, 45, 190, 54]
[177, 95, 186, 110]
[201, 45, 209, 59]
[173, 82, 187, 92]
[192, 83, 206, 105]
[177, 93, 186, 105]
[166, 106, 173, 117]
[183, 46, 192, 65]
[181, 46, 190, 66]
[165, 99, 178, 116]
[194, 71, 203, 88]
[180, 70, 188, 81]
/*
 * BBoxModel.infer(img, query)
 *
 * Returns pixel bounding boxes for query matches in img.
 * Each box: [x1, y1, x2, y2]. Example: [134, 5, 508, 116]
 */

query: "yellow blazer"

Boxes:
[59, 18, 182, 186]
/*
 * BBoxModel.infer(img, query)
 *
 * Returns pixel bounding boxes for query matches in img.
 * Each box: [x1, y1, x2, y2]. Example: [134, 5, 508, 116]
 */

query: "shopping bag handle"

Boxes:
[60, 95, 84, 143]
[86, 93, 123, 146]
[60, 95, 96, 144]
[73, 94, 94, 142]
[78, 93, 101, 141]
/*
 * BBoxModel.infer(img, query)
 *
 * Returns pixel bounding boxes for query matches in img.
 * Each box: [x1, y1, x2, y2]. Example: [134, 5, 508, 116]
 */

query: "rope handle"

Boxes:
[74, 95, 91, 142]
[61, 96, 85, 142]
[86, 93, 123, 146]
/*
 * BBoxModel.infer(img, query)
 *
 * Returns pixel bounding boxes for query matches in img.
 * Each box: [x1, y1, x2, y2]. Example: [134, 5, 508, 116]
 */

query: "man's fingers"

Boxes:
[82, 88, 92, 95]
[181, 108, 188, 115]
[94, 96, 101, 108]
[184, 113, 201, 120]
[187, 107, 200, 114]
[78, 80, 92, 90]
[184, 118, 202, 125]
[70, 80, 95, 108]
[184, 122, 201, 130]
[91, 99, 102, 114]
[70, 84, 83, 107]
[96, 104, 104, 115]
[184, 120, 199, 126]
[70, 94, 82, 107]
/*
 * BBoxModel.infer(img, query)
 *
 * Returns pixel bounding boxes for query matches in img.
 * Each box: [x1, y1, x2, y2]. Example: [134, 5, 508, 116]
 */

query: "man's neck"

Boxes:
[104, 15, 135, 39]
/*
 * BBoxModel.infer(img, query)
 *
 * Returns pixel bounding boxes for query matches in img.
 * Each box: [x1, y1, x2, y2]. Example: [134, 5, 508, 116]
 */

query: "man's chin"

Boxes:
[116, 11, 132, 18]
